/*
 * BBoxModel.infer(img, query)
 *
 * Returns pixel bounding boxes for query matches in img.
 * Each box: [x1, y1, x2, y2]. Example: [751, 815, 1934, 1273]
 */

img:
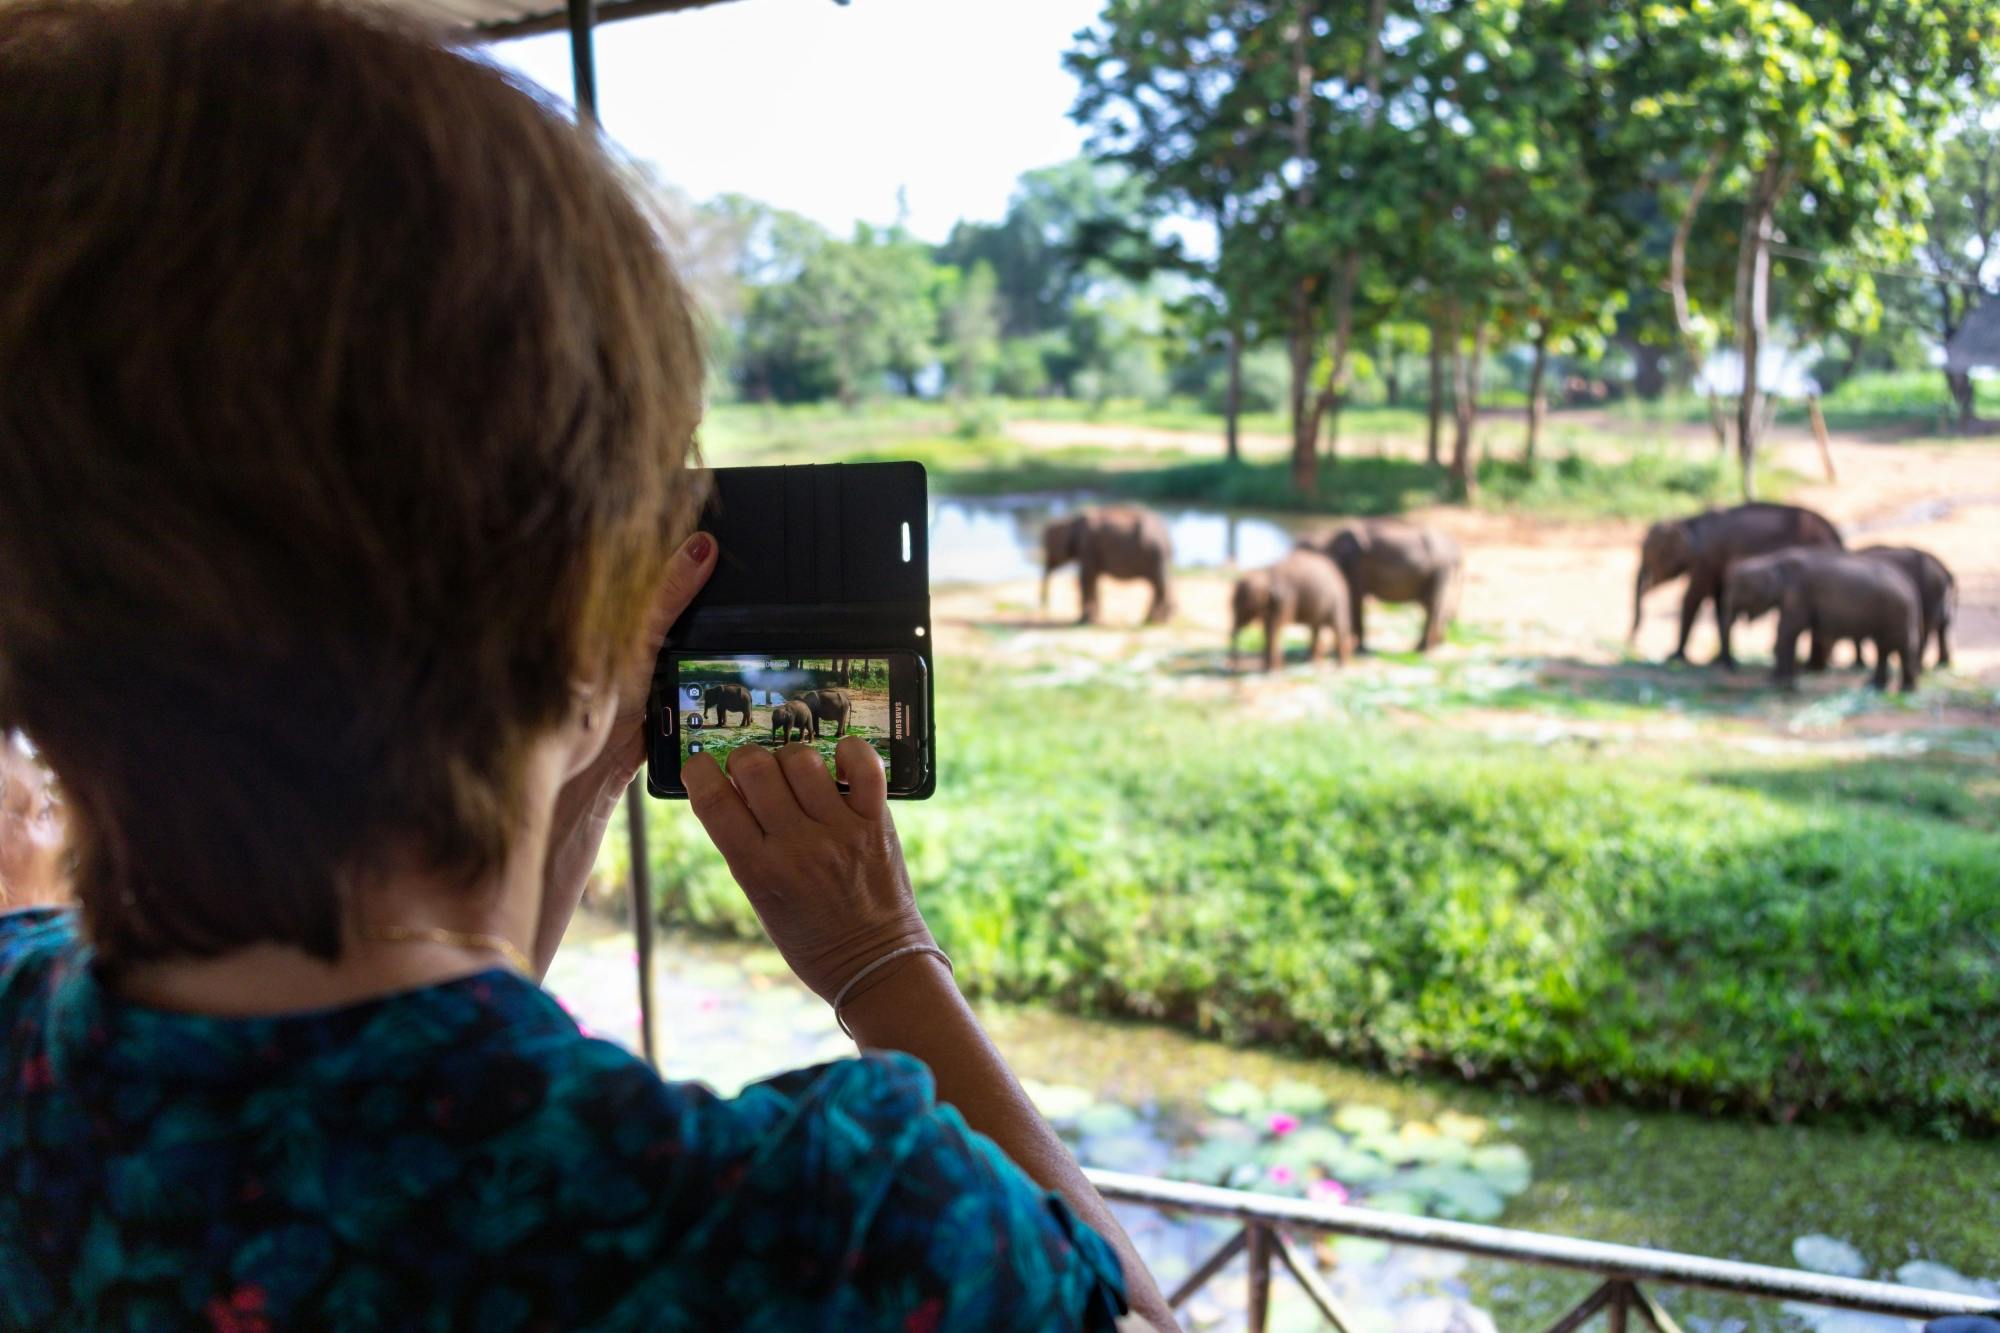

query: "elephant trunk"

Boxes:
[1628, 567, 1651, 643]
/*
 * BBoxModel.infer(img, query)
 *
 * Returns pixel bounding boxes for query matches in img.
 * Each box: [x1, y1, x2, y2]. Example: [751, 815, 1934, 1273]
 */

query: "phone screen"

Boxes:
[655, 653, 929, 796]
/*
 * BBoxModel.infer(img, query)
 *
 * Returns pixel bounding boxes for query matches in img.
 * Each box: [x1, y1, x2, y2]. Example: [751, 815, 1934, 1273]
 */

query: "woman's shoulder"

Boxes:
[0, 906, 75, 1000]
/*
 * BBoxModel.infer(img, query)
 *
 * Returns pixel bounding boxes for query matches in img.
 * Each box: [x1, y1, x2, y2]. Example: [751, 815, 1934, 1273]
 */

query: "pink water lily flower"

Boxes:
[1267, 1112, 1301, 1136]
[1267, 1164, 1297, 1187]
[1308, 1178, 1350, 1206]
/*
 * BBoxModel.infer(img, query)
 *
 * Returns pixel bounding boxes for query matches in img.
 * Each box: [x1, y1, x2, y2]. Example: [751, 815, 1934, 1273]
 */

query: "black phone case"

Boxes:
[645, 462, 935, 799]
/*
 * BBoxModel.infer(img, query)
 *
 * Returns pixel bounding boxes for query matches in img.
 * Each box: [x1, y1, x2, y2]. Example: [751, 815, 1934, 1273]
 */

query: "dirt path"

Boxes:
[993, 415, 2000, 684]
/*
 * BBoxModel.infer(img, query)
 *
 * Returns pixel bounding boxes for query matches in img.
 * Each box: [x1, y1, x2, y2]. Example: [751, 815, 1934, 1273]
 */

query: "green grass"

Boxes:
[1612, 370, 2000, 434]
[827, 437, 1793, 521]
[631, 663, 2000, 1135]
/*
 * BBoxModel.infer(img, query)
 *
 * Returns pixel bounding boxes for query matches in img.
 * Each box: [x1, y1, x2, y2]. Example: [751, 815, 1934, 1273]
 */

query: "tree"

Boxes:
[1922, 122, 2000, 429]
[935, 159, 1148, 337]
[736, 221, 940, 406]
[942, 261, 1002, 398]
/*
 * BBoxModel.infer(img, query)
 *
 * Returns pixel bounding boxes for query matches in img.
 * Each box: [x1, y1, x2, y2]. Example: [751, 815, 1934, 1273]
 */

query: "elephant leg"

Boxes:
[1704, 569, 1737, 668]
[1264, 608, 1283, 672]
[1351, 596, 1369, 655]
[1869, 638, 1892, 691]
[1333, 610, 1353, 666]
[1805, 631, 1829, 672]
[1146, 572, 1171, 625]
[1773, 601, 1803, 687]
[1307, 622, 1325, 666]
[1077, 564, 1100, 625]
[1936, 616, 1951, 669]
[1417, 574, 1444, 652]
[1671, 573, 1706, 663]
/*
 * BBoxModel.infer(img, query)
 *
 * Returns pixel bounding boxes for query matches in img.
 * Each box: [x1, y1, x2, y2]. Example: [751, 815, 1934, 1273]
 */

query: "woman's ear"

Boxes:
[564, 680, 618, 781]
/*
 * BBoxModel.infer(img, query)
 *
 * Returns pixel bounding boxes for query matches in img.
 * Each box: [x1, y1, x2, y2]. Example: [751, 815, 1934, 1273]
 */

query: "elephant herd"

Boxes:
[1040, 505, 1464, 672]
[702, 684, 852, 740]
[1630, 501, 1956, 693]
[1041, 500, 1958, 692]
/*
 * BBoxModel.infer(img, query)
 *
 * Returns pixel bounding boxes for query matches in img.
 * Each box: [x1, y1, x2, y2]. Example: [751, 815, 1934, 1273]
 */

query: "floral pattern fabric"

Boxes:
[0, 909, 1127, 1331]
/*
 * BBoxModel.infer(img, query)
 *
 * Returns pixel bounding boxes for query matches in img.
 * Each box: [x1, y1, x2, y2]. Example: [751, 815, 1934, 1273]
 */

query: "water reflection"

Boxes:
[929, 495, 1308, 585]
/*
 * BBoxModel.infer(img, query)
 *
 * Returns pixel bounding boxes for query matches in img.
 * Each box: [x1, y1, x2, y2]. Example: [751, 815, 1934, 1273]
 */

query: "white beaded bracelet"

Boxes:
[832, 944, 954, 1039]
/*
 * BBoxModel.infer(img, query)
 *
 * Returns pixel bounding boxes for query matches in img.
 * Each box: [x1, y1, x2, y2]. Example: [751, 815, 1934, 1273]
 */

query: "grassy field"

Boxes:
[702, 407, 1796, 521]
[624, 660, 2000, 1136]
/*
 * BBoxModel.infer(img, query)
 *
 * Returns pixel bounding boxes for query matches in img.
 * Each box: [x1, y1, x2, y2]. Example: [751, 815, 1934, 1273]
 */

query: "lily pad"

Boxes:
[1469, 1144, 1533, 1195]
[1893, 1259, 1995, 1296]
[1792, 1234, 1869, 1280]
[1335, 1104, 1396, 1137]
[1329, 1236, 1393, 1267]
[1024, 1081, 1094, 1124]
[1075, 1101, 1142, 1137]
[1435, 1110, 1488, 1143]
[1364, 1189, 1426, 1216]
[1204, 1078, 1267, 1118]
[1268, 1080, 1331, 1117]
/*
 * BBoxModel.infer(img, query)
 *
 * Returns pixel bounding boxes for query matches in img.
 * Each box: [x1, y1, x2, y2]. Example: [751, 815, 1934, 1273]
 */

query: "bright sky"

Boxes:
[492, 0, 1102, 243]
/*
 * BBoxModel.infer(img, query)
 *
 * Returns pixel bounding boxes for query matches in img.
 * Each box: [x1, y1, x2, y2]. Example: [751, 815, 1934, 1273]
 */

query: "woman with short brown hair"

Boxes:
[0, 1, 1169, 1326]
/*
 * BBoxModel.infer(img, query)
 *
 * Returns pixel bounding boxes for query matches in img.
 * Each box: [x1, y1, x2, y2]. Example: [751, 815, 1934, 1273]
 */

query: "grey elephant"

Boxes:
[794, 688, 851, 737]
[1722, 549, 1921, 692]
[1631, 502, 1843, 666]
[704, 683, 753, 728]
[1229, 549, 1354, 673]
[1041, 506, 1175, 625]
[1844, 546, 1955, 670]
[769, 700, 814, 744]
[1299, 520, 1462, 653]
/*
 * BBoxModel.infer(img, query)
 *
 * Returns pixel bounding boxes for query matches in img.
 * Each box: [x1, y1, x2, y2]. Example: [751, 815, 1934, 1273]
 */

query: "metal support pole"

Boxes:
[624, 778, 657, 1067]
[562, 0, 659, 1074]
[1246, 1225, 1272, 1333]
[565, 0, 599, 124]
[1166, 1228, 1249, 1310]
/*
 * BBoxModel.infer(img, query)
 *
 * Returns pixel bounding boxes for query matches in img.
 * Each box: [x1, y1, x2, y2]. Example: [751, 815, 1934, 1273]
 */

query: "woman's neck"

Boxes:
[107, 735, 569, 1019]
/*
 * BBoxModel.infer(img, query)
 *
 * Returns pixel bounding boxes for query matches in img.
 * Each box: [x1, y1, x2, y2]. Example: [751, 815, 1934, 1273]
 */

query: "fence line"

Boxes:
[1085, 1168, 1998, 1331]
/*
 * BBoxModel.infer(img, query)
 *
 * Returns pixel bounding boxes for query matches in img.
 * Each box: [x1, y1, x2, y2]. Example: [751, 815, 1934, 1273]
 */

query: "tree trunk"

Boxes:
[1670, 142, 1731, 454]
[1448, 306, 1484, 499]
[1224, 325, 1244, 462]
[1948, 370, 1976, 431]
[1289, 323, 1319, 495]
[1734, 156, 1784, 501]
[1525, 323, 1550, 466]
[1286, 2, 1319, 497]
[1312, 0, 1386, 466]
[1426, 312, 1445, 468]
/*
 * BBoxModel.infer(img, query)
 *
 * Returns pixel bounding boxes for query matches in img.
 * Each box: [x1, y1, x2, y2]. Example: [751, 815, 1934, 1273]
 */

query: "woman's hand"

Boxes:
[534, 531, 716, 973]
[683, 735, 933, 1004]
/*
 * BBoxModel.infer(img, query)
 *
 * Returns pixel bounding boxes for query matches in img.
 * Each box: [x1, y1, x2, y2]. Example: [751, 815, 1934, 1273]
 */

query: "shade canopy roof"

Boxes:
[354, 0, 743, 41]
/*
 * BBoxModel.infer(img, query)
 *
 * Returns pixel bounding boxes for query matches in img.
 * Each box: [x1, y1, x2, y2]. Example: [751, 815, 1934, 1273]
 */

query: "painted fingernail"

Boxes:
[684, 532, 712, 563]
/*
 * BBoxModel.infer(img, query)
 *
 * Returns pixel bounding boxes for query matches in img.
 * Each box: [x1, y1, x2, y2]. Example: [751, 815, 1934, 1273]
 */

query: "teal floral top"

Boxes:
[0, 909, 1127, 1331]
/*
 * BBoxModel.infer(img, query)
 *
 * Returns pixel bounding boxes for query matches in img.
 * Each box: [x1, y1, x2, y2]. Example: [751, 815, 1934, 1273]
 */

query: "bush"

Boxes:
[636, 669, 2000, 1133]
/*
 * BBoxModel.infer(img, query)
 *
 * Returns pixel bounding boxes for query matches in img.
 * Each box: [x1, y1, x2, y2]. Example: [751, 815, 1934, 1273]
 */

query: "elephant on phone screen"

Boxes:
[704, 683, 753, 728]
[770, 700, 814, 744]
[1722, 549, 1922, 692]
[1230, 550, 1353, 672]
[1631, 502, 1843, 666]
[1300, 521, 1462, 653]
[795, 688, 851, 737]
[1041, 506, 1175, 625]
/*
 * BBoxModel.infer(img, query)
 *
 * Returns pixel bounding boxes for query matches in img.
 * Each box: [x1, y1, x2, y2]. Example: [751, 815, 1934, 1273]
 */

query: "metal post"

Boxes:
[561, 0, 658, 1072]
[1246, 1225, 1272, 1333]
[624, 778, 657, 1067]
[565, 0, 599, 124]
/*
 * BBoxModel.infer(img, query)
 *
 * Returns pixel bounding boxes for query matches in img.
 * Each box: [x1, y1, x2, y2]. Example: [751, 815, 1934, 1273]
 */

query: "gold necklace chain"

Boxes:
[360, 924, 533, 977]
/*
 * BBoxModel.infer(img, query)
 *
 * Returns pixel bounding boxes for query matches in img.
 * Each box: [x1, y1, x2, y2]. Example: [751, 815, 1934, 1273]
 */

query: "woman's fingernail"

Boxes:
[684, 532, 712, 563]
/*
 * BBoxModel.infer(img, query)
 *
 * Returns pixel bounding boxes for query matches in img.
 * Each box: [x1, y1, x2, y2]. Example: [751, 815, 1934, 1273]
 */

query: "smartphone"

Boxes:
[650, 651, 931, 798]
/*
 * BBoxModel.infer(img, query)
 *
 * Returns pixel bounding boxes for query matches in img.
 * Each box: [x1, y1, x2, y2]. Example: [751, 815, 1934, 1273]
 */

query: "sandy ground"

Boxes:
[988, 415, 2000, 686]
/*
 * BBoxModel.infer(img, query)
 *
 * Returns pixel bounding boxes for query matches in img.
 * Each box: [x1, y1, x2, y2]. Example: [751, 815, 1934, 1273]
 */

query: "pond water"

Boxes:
[929, 495, 1310, 585]
[547, 924, 2000, 1333]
